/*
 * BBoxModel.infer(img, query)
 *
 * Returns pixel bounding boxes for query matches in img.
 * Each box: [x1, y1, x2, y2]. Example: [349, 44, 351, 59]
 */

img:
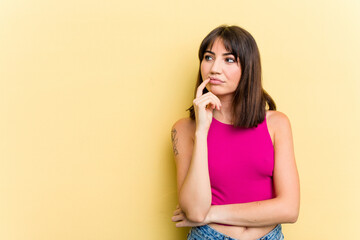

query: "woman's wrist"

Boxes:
[195, 129, 208, 138]
[205, 206, 215, 224]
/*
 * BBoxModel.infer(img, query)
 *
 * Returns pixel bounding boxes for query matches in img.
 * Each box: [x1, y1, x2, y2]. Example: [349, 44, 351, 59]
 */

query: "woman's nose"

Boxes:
[210, 59, 222, 74]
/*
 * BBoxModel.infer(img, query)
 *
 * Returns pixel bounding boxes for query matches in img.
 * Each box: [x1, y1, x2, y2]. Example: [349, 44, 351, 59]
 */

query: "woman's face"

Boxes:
[201, 38, 241, 96]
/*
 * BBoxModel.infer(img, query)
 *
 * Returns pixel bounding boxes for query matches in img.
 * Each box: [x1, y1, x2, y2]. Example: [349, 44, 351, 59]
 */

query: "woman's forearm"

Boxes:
[207, 197, 299, 227]
[179, 130, 212, 222]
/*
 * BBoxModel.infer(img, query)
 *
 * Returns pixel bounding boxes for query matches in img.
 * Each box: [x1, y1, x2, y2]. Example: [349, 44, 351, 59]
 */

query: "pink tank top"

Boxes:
[207, 114, 275, 206]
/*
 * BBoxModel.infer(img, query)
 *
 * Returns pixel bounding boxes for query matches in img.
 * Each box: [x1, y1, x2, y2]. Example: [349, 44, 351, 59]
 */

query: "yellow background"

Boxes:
[1, 0, 359, 239]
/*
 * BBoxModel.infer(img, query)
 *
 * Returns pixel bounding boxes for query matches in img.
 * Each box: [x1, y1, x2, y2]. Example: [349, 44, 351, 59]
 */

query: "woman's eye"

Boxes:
[226, 58, 235, 63]
[204, 55, 213, 61]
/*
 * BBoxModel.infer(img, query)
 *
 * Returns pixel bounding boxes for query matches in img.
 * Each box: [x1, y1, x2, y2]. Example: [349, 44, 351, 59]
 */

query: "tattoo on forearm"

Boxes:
[171, 128, 179, 156]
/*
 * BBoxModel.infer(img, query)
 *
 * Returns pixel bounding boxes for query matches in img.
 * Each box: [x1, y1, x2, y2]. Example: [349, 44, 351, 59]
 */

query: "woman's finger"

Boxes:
[172, 212, 185, 222]
[206, 94, 222, 110]
[196, 78, 210, 99]
[195, 96, 220, 111]
[195, 92, 222, 110]
[174, 219, 186, 227]
[173, 208, 182, 215]
[171, 214, 183, 222]
[207, 92, 222, 109]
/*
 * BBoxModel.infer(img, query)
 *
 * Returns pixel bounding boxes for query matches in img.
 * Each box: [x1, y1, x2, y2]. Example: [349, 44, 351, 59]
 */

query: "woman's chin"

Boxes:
[207, 88, 225, 95]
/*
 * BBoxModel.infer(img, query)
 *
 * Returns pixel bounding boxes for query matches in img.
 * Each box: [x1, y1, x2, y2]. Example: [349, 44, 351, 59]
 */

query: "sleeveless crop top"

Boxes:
[207, 114, 275, 206]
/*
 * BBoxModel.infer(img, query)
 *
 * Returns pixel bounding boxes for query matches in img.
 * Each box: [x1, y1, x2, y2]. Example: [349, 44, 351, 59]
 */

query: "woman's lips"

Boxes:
[209, 78, 224, 84]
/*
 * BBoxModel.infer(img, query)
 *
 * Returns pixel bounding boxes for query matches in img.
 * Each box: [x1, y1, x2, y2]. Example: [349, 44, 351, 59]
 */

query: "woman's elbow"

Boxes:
[186, 211, 207, 223]
[289, 208, 299, 223]
[284, 206, 299, 223]
[179, 198, 211, 223]
[279, 196, 299, 223]
[180, 202, 210, 223]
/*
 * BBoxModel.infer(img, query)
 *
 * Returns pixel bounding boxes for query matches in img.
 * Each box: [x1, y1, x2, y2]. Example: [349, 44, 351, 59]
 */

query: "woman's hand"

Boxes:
[171, 204, 210, 227]
[193, 78, 222, 132]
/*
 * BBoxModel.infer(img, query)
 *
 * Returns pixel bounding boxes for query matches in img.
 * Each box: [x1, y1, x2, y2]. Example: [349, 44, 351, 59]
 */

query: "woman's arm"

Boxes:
[171, 119, 212, 223]
[172, 79, 221, 223]
[205, 112, 300, 227]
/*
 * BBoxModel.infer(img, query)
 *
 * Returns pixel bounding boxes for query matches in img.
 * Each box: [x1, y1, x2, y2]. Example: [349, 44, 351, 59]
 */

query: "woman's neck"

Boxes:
[213, 95, 234, 124]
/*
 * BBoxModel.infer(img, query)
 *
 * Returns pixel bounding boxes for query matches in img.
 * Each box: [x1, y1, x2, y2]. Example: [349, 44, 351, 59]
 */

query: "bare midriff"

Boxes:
[207, 223, 277, 240]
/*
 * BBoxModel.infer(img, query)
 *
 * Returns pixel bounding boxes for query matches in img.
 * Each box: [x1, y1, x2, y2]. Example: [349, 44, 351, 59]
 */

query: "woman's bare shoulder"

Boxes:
[172, 117, 195, 130]
[171, 117, 196, 139]
[171, 118, 196, 159]
[266, 110, 292, 135]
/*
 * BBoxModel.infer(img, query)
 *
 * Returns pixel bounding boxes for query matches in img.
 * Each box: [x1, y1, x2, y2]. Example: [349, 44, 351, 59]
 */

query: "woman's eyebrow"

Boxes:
[204, 50, 234, 56]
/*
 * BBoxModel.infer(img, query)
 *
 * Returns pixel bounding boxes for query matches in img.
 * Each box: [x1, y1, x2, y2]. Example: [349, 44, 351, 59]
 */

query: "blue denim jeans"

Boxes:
[187, 224, 284, 240]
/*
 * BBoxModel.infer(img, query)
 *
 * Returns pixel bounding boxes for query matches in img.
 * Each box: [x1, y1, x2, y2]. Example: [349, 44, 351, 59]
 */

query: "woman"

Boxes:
[171, 25, 300, 240]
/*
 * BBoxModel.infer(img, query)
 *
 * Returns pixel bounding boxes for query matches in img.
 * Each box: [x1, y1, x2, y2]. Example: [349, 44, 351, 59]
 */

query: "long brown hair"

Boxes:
[187, 25, 276, 128]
